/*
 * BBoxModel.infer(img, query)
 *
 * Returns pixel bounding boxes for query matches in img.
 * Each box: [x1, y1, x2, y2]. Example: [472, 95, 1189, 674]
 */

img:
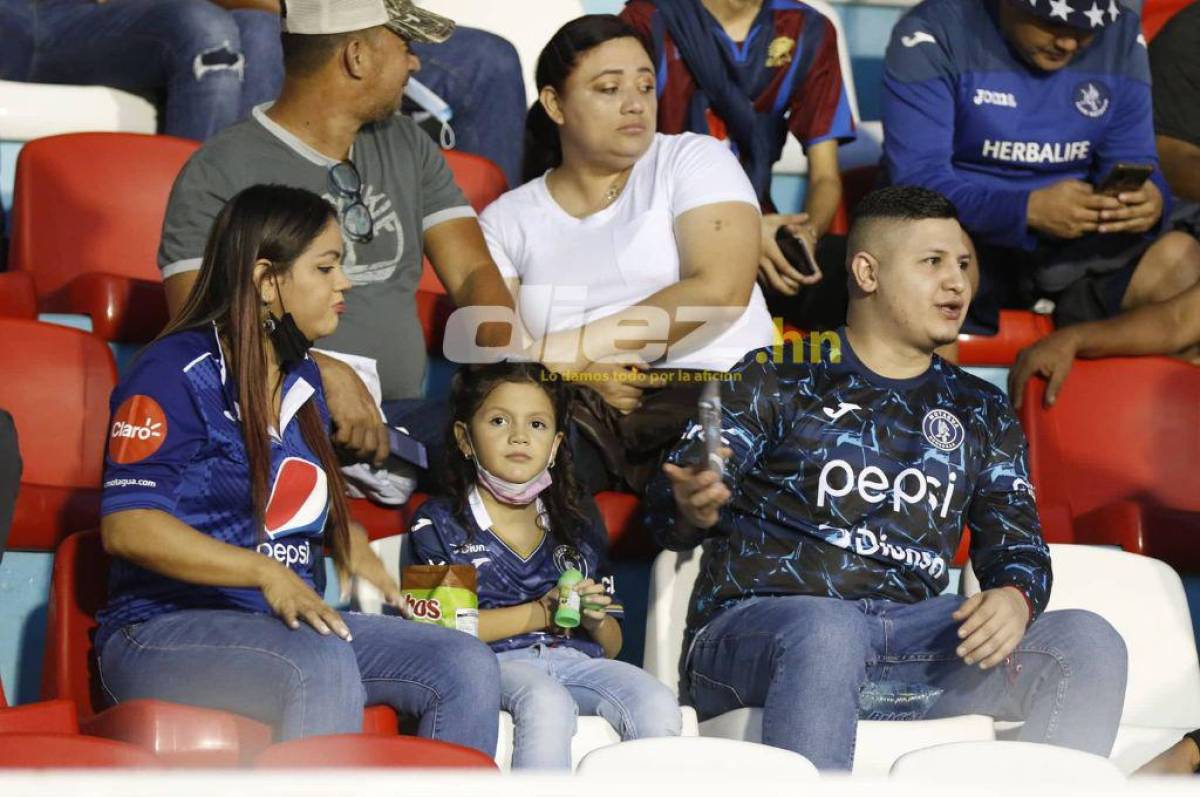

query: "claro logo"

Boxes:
[108, 395, 169, 464]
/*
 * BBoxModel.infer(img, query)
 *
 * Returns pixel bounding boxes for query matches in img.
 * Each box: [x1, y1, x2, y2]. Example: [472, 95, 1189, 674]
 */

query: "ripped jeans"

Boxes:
[685, 594, 1128, 771]
[0, 0, 281, 140]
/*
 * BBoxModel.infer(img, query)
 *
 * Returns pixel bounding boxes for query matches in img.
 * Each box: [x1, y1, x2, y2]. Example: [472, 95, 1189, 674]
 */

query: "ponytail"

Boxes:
[518, 14, 648, 184]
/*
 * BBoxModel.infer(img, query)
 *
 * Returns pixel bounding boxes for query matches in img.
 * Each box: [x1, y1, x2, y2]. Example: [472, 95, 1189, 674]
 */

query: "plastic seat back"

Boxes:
[891, 741, 1124, 783]
[0, 319, 117, 550]
[644, 547, 704, 695]
[42, 530, 109, 715]
[0, 733, 160, 768]
[418, 149, 508, 296]
[253, 734, 498, 769]
[1019, 357, 1200, 543]
[964, 544, 1200, 731]
[578, 736, 818, 778]
[8, 132, 198, 340]
[1143, 0, 1193, 40]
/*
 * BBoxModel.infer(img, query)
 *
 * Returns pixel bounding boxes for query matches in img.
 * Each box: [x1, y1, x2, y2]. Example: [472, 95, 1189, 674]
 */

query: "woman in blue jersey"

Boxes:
[96, 185, 499, 751]
[409, 363, 681, 769]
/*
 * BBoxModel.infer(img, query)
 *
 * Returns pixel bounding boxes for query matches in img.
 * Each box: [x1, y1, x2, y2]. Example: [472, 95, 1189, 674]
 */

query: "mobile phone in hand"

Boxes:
[775, 227, 817, 276]
[387, 426, 429, 470]
[698, 380, 723, 477]
[1095, 163, 1153, 197]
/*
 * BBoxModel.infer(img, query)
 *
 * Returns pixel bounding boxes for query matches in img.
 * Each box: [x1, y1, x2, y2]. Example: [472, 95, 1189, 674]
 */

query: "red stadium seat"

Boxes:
[1142, 0, 1192, 40]
[417, 150, 508, 352]
[0, 733, 161, 768]
[0, 319, 116, 551]
[0, 272, 36, 319]
[7, 132, 198, 342]
[43, 530, 399, 766]
[253, 734, 497, 769]
[957, 310, 1054, 366]
[828, 165, 881, 237]
[0, 699, 79, 735]
[0, 675, 79, 735]
[1019, 357, 1200, 566]
[595, 491, 657, 559]
[350, 493, 428, 542]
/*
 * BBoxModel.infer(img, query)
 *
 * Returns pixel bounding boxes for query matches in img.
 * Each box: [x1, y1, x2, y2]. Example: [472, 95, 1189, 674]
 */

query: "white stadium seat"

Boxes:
[577, 736, 818, 779]
[0, 80, 156, 142]
[353, 532, 697, 772]
[964, 544, 1200, 772]
[645, 547, 996, 776]
[891, 741, 1125, 783]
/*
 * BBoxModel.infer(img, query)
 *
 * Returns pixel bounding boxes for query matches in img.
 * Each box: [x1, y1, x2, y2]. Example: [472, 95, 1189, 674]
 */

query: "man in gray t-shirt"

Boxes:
[158, 0, 514, 462]
[161, 105, 467, 400]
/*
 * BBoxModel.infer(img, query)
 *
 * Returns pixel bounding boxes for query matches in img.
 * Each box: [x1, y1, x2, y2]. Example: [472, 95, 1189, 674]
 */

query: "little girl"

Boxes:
[409, 363, 682, 769]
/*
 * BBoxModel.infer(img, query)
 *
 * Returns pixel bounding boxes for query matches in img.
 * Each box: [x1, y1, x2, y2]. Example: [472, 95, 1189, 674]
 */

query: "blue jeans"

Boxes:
[411, 28, 526, 186]
[498, 645, 682, 770]
[98, 609, 501, 754]
[686, 594, 1128, 771]
[0, 0, 281, 141]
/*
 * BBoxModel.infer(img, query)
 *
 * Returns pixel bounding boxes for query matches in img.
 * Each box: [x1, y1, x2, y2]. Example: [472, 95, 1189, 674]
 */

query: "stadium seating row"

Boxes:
[4, 521, 1195, 774]
[2, 131, 1057, 368]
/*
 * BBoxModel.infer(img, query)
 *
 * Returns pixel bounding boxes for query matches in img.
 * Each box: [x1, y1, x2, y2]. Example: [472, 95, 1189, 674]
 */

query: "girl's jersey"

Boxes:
[409, 488, 624, 657]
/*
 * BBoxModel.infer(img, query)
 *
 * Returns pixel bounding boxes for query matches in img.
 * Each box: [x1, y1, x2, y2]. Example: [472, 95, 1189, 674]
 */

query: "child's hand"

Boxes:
[576, 578, 612, 628]
[537, 586, 560, 630]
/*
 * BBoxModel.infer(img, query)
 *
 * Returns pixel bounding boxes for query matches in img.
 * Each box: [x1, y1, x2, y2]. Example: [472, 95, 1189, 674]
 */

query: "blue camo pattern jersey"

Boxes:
[882, 0, 1167, 250]
[96, 325, 332, 653]
[643, 330, 1052, 651]
[409, 488, 625, 657]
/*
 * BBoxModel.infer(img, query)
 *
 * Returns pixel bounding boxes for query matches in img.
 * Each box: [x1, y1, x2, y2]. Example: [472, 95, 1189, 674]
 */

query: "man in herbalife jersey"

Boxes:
[644, 186, 1128, 771]
[882, 0, 1200, 337]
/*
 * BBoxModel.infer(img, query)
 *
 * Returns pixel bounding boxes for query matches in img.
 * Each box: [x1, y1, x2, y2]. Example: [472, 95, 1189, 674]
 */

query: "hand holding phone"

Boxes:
[775, 227, 817, 277]
[1095, 163, 1153, 197]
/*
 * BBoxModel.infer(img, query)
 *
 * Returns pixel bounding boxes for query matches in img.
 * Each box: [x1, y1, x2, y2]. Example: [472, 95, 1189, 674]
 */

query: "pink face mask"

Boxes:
[475, 461, 554, 506]
[468, 432, 559, 506]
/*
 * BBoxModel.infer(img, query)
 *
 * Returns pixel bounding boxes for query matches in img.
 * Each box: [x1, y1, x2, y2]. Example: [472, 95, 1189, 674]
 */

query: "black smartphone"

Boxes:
[387, 426, 429, 470]
[698, 380, 723, 477]
[775, 227, 817, 277]
[1095, 163, 1153, 197]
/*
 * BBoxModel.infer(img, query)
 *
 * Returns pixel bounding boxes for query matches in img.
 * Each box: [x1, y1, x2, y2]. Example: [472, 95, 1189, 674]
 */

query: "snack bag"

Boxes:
[400, 564, 479, 637]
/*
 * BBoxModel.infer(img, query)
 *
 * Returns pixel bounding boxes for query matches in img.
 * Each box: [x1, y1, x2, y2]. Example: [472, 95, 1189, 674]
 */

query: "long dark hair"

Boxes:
[521, 14, 649, 183]
[443, 363, 589, 545]
[160, 184, 352, 569]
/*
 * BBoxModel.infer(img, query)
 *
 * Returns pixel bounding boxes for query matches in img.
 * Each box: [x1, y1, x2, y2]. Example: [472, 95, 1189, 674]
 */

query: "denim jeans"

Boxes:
[411, 28, 526, 187]
[98, 609, 501, 754]
[686, 594, 1128, 771]
[0, 0, 280, 141]
[497, 645, 682, 770]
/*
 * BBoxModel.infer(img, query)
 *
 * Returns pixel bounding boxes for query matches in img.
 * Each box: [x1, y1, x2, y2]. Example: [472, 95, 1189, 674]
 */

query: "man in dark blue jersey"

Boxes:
[644, 186, 1128, 771]
[882, 0, 1200, 338]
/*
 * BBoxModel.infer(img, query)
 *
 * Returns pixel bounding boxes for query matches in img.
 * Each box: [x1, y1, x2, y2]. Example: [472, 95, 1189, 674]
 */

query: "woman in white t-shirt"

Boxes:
[480, 14, 774, 493]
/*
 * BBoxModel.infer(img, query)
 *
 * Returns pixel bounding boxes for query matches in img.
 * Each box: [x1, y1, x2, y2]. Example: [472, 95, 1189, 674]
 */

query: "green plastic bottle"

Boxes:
[554, 568, 583, 628]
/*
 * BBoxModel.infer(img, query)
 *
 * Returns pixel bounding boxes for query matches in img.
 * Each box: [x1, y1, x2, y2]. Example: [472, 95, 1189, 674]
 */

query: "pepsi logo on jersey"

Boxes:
[256, 457, 329, 568]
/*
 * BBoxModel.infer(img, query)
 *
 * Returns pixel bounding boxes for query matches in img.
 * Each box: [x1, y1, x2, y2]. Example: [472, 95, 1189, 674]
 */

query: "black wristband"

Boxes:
[1184, 729, 1200, 774]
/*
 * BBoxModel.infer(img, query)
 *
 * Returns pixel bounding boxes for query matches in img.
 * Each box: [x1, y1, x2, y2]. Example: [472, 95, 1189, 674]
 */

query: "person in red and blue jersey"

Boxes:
[620, 0, 856, 330]
[882, 0, 1200, 337]
[95, 184, 499, 751]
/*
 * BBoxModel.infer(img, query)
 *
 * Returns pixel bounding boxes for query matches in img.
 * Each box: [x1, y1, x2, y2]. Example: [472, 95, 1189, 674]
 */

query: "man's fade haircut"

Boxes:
[847, 185, 959, 258]
[282, 29, 382, 77]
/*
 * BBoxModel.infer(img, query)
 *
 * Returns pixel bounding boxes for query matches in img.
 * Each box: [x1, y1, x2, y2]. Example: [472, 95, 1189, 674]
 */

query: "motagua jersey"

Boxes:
[644, 330, 1051, 647]
[410, 487, 624, 657]
[96, 324, 331, 652]
[882, 0, 1166, 249]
